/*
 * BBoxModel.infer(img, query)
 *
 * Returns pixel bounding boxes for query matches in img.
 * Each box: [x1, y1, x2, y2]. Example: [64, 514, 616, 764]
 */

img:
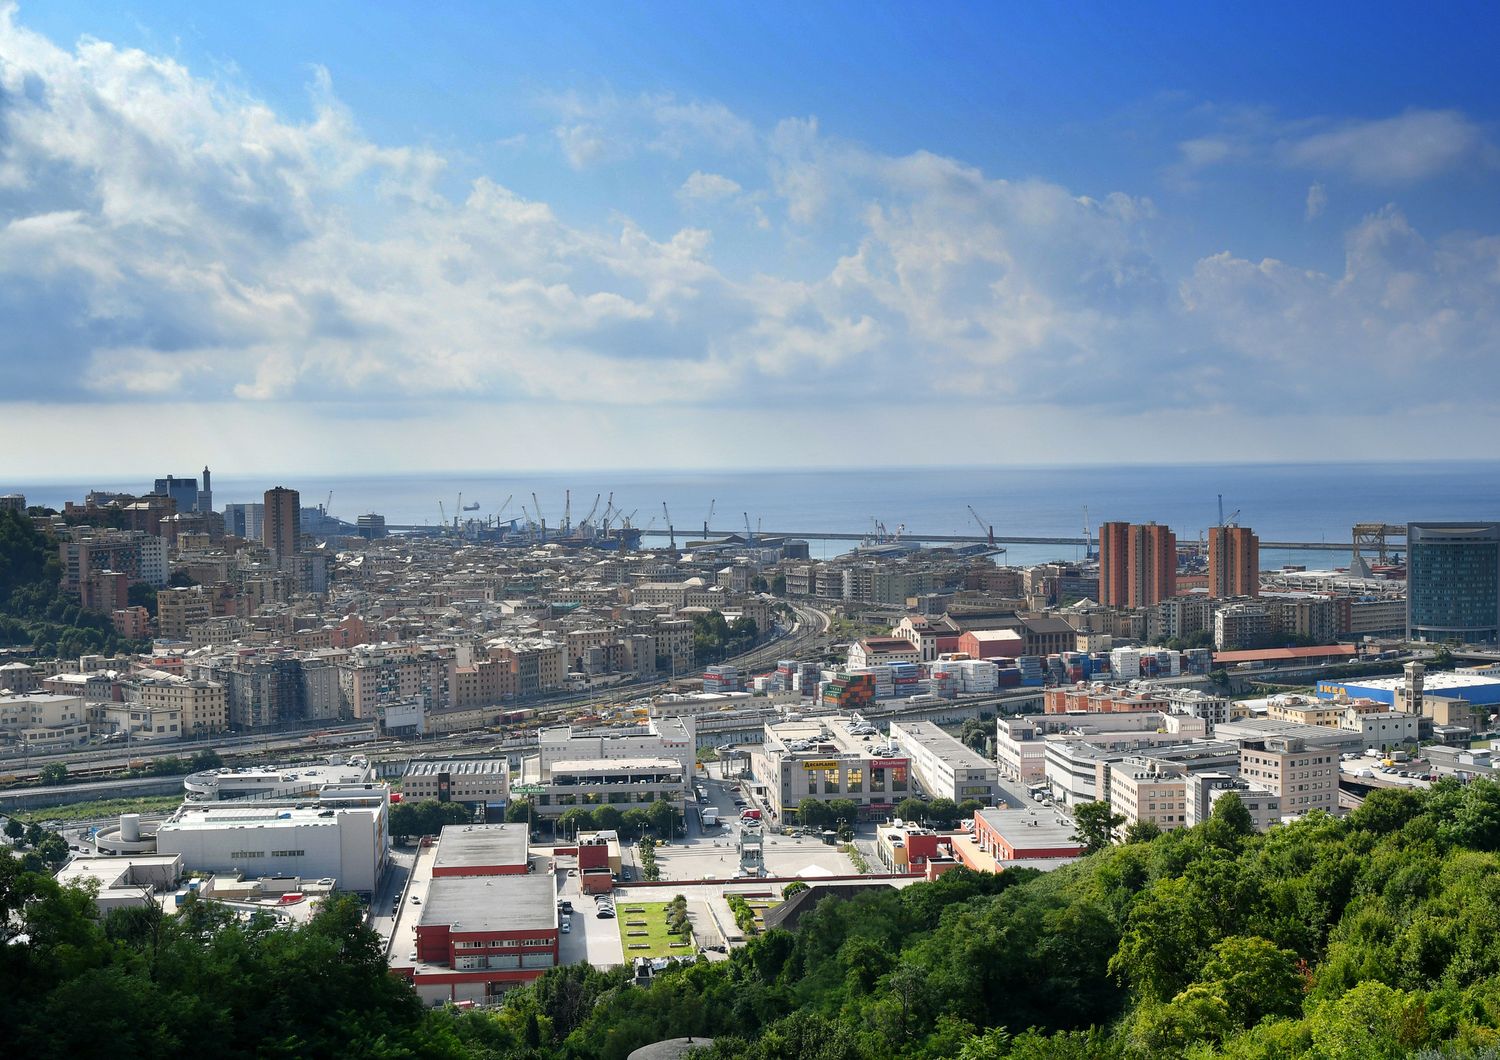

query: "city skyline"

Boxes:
[3, 3, 1500, 476]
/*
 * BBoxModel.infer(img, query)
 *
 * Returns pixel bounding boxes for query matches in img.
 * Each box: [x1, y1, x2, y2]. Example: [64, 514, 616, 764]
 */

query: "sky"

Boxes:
[2, 1, 1500, 478]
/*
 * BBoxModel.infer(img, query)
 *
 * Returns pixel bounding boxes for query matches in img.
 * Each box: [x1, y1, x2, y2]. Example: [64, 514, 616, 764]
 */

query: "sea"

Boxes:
[12, 461, 1500, 570]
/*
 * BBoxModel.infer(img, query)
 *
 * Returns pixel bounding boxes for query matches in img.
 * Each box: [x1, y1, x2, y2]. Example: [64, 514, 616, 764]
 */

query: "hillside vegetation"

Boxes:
[0, 508, 143, 657]
[7, 781, 1500, 1057]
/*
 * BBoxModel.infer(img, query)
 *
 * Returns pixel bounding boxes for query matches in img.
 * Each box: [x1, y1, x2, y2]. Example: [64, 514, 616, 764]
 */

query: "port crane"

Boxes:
[967, 505, 996, 547]
[704, 498, 716, 539]
[662, 502, 676, 551]
[532, 493, 545, 543]
[744, 512, 755, 545]
[580, 493, 601, 534]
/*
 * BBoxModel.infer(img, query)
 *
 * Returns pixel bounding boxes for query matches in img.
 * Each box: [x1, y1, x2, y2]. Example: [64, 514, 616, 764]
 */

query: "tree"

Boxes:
[895, 797, 928, 823]
[621, 808, 652, 840]
[38, 763, 67, 786]
[24, 823, 44, 848]
[826, 799, 858, 832]
[1070, 801, 1124, 854]
[1123, 819, 1162, 844]
[959, 717, 990, 753]
[771, 574, 787, 596]
[189, 749, 223, 772]
[926, 798, 960, 828]
[3, 817, 22, 841]
[504, 798, 533, 824]
[1195, 935, 1304, 1027]
[798, 798, 834, 831]
[782, 881, 809, 900]
[957, 799, 984, 820]
[558, 808, 594, 839]
[646, 798, 678, 839]
[592, 805, 624, 834]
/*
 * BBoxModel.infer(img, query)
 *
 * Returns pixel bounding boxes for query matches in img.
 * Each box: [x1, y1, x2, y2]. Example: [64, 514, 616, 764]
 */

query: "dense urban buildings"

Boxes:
[1207, 524, 1260, 598]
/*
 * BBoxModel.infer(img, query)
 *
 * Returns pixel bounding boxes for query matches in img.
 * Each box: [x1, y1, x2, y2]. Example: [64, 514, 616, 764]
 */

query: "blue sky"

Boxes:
[3, 2, 1500, 476]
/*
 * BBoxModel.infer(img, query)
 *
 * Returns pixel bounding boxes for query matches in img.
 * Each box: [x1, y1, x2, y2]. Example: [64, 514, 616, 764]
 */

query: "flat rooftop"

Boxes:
[550, 757, 682, 774]
[977, 807, 1080, 848]
[889, 720, 995, 772]
[419, 873, 557, 934]
[1342, 672, 1500, 692]
[404, 758, 509, 777]
[433, 824, 529, 872]
[162, 803, 377, 830]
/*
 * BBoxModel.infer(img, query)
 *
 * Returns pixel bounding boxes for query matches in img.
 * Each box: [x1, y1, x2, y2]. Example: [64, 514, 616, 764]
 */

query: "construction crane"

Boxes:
[1224, 508, 1241, 527]
[967, 505, 995, 547]
[663, 502, 675, 551]
[704, 498, 716, 538]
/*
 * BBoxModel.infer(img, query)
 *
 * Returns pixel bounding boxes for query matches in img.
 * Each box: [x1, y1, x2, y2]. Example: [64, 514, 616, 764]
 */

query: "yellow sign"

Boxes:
[801, 759, 839, 770]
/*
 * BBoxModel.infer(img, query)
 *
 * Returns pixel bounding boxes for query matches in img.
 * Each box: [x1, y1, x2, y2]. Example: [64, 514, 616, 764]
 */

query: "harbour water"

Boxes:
[15, 461, 1500, 570]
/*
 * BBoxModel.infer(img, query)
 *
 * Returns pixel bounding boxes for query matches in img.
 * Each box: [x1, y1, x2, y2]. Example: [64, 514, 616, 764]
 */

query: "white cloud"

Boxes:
[1180, 205, 1500, 401]
[677, 171, 742, 202]
[1282, 109, 1488, 183]
[1305, 181, 1327, 220]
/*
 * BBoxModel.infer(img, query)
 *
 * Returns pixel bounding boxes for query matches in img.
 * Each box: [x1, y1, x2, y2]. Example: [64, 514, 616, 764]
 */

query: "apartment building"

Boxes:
[1108, 760, 1189, 832]
[1207, 525, 1260, 598]
[133, 675, 227, 737]
[1239, 736, 1341, 816]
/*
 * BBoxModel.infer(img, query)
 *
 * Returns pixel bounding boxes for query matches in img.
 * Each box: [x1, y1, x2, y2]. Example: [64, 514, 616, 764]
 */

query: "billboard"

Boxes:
[800, 759, 840, 770]
[869, 758, 908, 769]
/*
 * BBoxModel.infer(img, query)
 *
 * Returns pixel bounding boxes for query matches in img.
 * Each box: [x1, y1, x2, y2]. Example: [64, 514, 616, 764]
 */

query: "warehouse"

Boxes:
[887, 719, 1000, 804]
[155, 785, 389, 896]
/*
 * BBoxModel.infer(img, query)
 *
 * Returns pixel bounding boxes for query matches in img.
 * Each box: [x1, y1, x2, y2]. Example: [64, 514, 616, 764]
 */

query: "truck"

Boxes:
[740, 808, 762, 822]
[702, 809, 719, 827]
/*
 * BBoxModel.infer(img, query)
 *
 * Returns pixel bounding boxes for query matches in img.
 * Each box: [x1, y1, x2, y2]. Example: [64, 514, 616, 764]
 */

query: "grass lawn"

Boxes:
[617, 901, 695, 958]
[14, 793, 185, 823]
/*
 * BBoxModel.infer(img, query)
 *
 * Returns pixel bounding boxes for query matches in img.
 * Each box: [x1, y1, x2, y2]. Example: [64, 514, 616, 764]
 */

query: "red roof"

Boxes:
[1212, 645, 1359, 664]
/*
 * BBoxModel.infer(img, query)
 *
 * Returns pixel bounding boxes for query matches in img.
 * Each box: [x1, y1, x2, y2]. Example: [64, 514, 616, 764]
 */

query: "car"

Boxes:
[623, 869, 633, 880]
[596, 908, 616, 919]
[558, 900, 573, 913]
[567, 868, 578, 877]
[561, 921, 572, 933]
[411, 896, 421, 904]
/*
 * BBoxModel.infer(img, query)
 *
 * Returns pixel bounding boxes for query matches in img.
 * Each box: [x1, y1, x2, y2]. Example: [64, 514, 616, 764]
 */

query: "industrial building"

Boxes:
[154, 784, 390, 895]
[402, 758, 510, 819]
[392, 824, 558, 1005]
[967, 807, 1083, 863]
[887, 720, 1000, 804]
[183, 756, 376, 801]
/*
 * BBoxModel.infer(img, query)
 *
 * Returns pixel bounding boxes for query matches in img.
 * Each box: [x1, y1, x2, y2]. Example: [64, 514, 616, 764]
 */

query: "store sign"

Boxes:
[801, 759, 839, 770]
[869, 758, 907, 769]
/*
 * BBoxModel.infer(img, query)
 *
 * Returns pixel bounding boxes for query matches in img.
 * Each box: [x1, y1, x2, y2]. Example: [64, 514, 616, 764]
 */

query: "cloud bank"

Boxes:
[1, 6, 1499, 459]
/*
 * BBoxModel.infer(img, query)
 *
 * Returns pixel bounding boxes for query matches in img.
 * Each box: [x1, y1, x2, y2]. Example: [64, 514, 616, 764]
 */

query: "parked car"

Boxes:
[561, 921, 572, 934]
[567, 868, 578, 877]
[623, 869, 633, 881]
[558, 900, 573, 913]
[596, 908, 616, 919]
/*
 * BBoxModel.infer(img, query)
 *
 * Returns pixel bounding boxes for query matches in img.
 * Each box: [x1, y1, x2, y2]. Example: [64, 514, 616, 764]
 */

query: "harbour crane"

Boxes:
[581, 493, 601, 532]
[663, 502, 675, 551]
[438, 500, 447, 533]
[967, 505, 995, 547]
[495, 494, 513, 523]
[563, 490, 572, 536]
[532, 493, 544, 543]
[704, 498, 716, 539]
[1082, 505, 1093, 561]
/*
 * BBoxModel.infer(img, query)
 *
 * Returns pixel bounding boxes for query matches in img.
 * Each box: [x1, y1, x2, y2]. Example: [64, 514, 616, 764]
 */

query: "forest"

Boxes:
[8, 780, 1500, 1058]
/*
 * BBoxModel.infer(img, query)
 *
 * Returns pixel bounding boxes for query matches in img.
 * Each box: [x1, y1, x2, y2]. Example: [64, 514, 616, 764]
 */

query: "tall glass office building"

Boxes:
[1407, 522, 1500, 645]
